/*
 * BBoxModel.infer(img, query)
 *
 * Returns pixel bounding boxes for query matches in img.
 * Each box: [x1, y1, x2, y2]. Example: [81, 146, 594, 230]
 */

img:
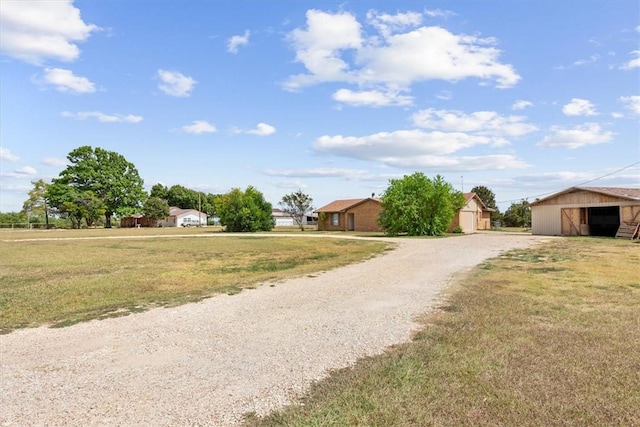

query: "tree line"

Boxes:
[8, 145, 530, 232]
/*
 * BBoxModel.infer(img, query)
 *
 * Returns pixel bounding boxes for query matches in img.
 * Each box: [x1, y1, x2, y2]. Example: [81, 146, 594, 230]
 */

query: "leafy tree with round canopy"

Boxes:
[379, 173, 465, 236]
[47, 181, 105, 228]
[150, 183, 169, 201]
[470, 185, 501, 220]
[50, 146, 146, 227]
[152, 183, 217, 218]
[142, 197, 170, 223]
[279, 190, 314, 231]
[215, 186, 274, 232]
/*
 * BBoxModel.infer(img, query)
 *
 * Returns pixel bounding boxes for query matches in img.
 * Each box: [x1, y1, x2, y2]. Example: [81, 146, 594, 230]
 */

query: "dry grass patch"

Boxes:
[0, 236, 390, 332]
[247, 238, 640, 426]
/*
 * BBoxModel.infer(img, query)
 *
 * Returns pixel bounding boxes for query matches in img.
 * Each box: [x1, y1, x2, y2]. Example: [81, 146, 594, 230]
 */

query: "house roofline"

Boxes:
[528, 186, 640, 206]
[315, 197, 381, 213]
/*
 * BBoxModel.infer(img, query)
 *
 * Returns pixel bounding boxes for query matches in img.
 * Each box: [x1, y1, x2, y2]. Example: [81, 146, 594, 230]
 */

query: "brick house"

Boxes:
[315, 198, 383, 232]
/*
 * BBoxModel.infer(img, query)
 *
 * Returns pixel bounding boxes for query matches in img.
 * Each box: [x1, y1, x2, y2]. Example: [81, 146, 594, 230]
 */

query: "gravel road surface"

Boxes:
[0, 233, 548, 426]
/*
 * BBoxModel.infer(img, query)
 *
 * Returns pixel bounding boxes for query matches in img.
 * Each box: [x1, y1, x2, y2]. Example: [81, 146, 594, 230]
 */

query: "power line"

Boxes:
[496, 161, 640, 204]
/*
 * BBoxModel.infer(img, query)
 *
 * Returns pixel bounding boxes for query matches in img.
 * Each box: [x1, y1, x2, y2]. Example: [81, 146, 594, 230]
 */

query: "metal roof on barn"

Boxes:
[529, 187, 640, 206]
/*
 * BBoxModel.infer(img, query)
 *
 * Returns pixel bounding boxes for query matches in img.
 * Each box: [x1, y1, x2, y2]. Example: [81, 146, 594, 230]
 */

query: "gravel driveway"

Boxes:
[1, 233, 548, 426]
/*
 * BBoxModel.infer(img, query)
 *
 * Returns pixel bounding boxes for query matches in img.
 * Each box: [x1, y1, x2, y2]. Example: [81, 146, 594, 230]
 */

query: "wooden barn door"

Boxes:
[561, 208, 581, 236]
[621, 206, 640, 223]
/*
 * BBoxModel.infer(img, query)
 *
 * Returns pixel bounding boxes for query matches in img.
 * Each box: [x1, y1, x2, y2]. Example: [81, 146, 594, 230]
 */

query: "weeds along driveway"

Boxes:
[0, 233, 550, 426]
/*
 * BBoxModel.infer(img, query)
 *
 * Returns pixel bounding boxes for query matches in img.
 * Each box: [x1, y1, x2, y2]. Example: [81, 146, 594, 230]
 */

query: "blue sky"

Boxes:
[1, 1, 638, 213]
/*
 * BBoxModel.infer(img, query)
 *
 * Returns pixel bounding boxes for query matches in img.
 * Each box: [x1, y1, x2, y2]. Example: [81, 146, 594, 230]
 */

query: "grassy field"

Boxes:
[247, 237, 640, 426]
[0, 231, 391, 332]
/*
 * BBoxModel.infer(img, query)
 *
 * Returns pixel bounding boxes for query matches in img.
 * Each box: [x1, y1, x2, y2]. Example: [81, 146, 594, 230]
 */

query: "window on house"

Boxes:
[332, 213, 339, 226]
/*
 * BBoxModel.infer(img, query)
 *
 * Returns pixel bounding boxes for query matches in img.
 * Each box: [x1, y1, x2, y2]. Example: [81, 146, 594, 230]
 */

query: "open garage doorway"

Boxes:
[588, 206, 620, 237]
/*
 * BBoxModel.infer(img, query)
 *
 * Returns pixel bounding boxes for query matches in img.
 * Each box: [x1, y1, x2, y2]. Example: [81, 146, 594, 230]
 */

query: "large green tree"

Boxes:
[279, 190, 314, 231]
[379, 173, 465, 236]
[470, 185, 501, 221]
[47, 182, 105, 228]
[215, 186, 274, 232]
[50, 146, 146, 227]
[167, 185, 198, 209]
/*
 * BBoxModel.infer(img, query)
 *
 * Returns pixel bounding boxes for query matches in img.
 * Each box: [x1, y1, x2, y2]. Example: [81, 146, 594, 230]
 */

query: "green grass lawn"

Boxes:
[247, 238, 640, 426]
[0, 233, 391, 332]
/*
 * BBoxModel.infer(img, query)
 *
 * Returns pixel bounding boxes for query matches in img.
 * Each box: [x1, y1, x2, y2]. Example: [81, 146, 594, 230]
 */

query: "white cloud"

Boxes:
[620, 50, 640, 70]
[284, 10, 520, 95]
[181, 120, 217, 134]
[0, 0, 99, 64]
[247, 122, 276, 136]
[380, 154, 529, 171]
[0, 182, 32, 193]
[512, 100, 533, 110]
[562, 98, 598, 116]
[16, 166, 37, 175]
[573, 54, 600, 67]
[263, 168, 370, 180]
[61, 111, 142, 123]
[0, 147, 19, 162]
[363, 24, 520, 88]
[411, 109, 537, 137]
[157, 69, 196, 97]
[41, 157, 67, 167]
[366, 10, 422, 38]
[2, 166, 38, 178]
[314, 129, 494, 160]
[424, 9, 456, 18]
[228, 30, 250, 53]
[285, 10, 362, 90]
[539, 123, 614, 149]
[515, 171, 596, 183]
[41, 68, 95, 94]
[274, 180, 309, 190]
[332, 88, 413, 107]
[619, 95, 640, 116]
[435, 90, 452, 100]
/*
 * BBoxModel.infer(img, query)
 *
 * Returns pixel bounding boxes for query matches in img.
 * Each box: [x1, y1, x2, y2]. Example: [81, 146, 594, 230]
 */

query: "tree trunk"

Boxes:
[105, 212, 112, 228]
[44, 202, 50, 229]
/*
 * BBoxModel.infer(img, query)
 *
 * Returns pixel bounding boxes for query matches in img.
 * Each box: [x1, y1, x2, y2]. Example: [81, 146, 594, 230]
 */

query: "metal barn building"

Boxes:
[530, 187, 640, 237]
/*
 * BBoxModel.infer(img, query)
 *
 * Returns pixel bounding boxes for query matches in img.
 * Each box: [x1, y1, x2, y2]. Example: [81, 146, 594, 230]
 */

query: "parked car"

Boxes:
[181, 218, 203, 227]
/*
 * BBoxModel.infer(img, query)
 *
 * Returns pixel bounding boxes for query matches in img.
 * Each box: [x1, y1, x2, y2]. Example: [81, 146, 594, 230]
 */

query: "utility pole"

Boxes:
[461, 176, 464, 193]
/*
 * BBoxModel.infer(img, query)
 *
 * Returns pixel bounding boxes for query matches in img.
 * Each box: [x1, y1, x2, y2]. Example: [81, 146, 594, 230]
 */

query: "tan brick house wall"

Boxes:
[316, 198, 383, 232]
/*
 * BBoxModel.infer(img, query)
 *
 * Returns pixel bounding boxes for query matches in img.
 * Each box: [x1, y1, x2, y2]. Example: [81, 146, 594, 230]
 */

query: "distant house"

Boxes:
[157, 206, 207, 227]
[529, 186, 640, 237]
[119, 214, 157, 228]
[272, 208, 318, 227]
[448, 192, 495, 233]
[121, 207, 208, 228]
[316, 198, 383, 232]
